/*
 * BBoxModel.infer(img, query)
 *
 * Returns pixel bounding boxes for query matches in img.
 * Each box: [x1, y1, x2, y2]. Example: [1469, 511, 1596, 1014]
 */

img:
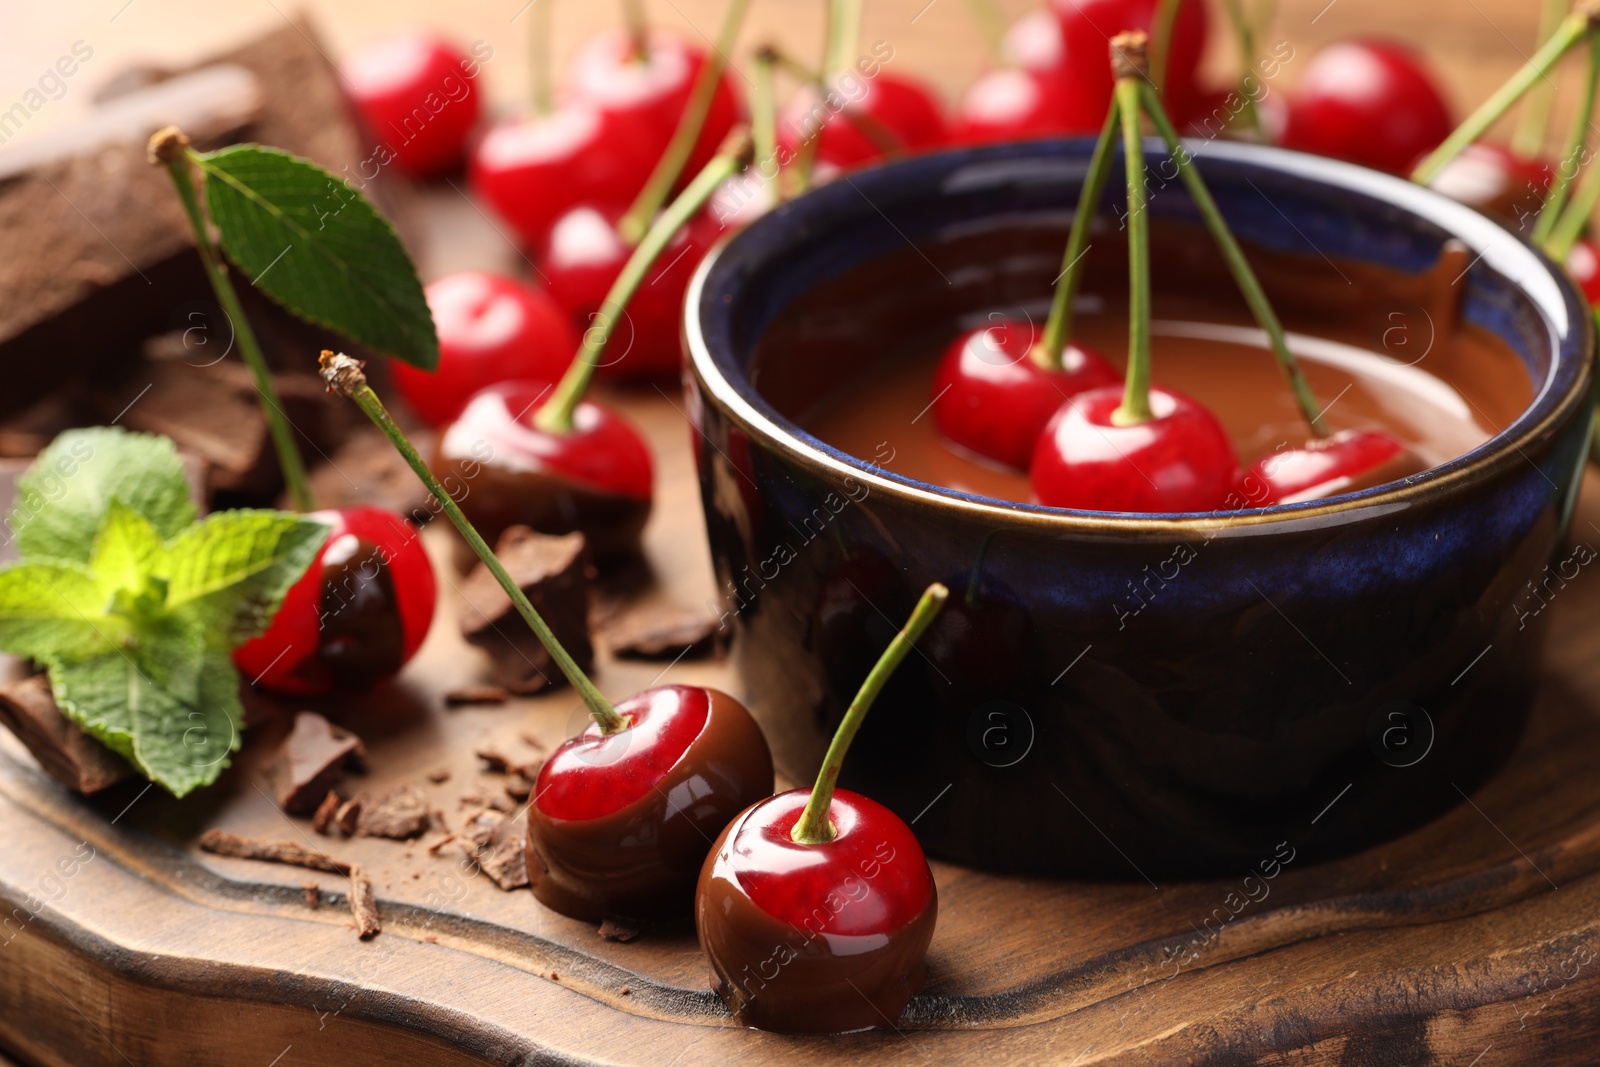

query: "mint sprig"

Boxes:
[0, 428, 329, 797]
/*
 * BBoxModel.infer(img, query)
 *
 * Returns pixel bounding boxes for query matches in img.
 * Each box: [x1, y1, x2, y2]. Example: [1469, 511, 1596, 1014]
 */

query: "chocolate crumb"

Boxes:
[602, 605, 725, 661]
[461, 810, 529, 890]
[303, 883, 321, 909]
[426, 833, 457, 856]
[335, 793, 365, 836]
[272, 711, 366, 816]
[356, 785, 431, 840]
[445, 685, 510, 707]
[620, 986, 630, 996]
[459, 527, 593, 695]
[310, 791, 342, 835]
[599, 916, 641, 943]
[349, 864, 381, 939]
[426, 769, 451, 784]
[550, 972, 560, 982]
[198, 829, 350, 875]
[425, 935, 439, 944]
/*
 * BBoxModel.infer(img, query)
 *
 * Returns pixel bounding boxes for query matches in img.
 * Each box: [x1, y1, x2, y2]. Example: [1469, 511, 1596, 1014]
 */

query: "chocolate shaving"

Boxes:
[310, 791, 341, 835]
[426, 833, 457, 856]
[475, 746, 536, 776]
[349, 864, 381, 940]
[459, 527, 593, 695]
[197, 829, 349, 875]
[355, 785, 430, 840]
[426, 769, 451, 784]
[599, 916, 641, 943]
[271, 711, 365, 816]
[602, 604, 726, 661]
[444, 685, 510, 707]
[0, 674, 133, 795]
[461, 810, 529, 890]
[303, 883, 321, 909]
[334, 794, 364, 836]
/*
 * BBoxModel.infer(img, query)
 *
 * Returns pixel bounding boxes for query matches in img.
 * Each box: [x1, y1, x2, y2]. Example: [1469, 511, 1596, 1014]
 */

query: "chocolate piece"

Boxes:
[598, 916, 641, 943]
[504, 775, 534, 803]
[0, 386, 95, 459]
[0, 674, 133, 795]
[310, 791, 342, 835]
[459, 527, 594, 696]
[271, 711, 366, 816]
[474, 747, 532, 776]
[602, 605, 725, 661]
[197, 829, 350, 875]
[462, 810, 529, 891]
[334, 794, 365, 836]
[349, 864, 381, 939]
[302, 882, 321, 909]
[444, 685, 510, 707]
[299, 425, 436, 523]
[355, 785, 430, 840]
[426, 769, 451, 784]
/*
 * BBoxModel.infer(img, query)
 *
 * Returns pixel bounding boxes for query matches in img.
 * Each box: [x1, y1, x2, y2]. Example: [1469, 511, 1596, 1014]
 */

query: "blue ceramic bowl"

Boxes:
[683, 138, 1595, 877]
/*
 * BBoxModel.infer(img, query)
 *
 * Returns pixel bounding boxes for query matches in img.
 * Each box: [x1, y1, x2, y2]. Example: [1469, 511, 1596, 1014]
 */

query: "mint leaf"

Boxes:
[12, 428, 194, 563]
[129, 648, 243, 798]
[166, 510, 329, 646]
[90, 502, 169, 604]
[196, 145, 439, 370]
[0, 561, 127, 663]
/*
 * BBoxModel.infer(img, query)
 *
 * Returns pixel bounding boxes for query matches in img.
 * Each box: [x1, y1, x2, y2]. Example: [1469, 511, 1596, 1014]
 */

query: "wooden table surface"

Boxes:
[6, 1, 1600, 1065]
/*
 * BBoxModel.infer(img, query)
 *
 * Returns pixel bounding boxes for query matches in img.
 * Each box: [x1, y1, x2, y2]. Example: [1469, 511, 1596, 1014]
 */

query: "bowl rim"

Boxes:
[684, 137, 1596, 535]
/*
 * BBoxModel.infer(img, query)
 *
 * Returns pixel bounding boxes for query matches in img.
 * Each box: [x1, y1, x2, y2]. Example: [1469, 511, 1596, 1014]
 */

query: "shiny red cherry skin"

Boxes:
[932, 320, 1120, 470]
[527, 685, 773, 921]
[1050, 0, 1208, 127]
[1252, 428, 1408, 505]
[233, 506, 438, 696]
[952, 67, 1103, 143]
[564, 29, 743, 182]
[1030, 384, 1240, 512]
[538, 203, 723, 378]
[431, 380, 653, 556]
[696, 788, 938, 1033]
[1002, 8, 1067, 77]
[1421, 142, 1549, 227]
[391, 272, 578, 427]
[469, 107, 652, 247]
[778, 71, 948, 169]
[1568, 238, 1600, 305]
[343, 33, 482, 178]
[1280, 40, 1452, 174]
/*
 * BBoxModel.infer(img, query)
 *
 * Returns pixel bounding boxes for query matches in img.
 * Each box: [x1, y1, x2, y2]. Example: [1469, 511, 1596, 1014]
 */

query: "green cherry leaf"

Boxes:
[195, 145, 439, 370]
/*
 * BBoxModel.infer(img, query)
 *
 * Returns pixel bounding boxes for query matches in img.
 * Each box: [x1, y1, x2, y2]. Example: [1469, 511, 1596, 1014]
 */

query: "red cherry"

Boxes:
[1251, 428, 1407, 504]
[1049, 0, 1208, 127]
[538, 203, 722, 378]
[1568, 238, 1600, 305]
[1002, 8, 1067, 77]
[469, 107, 652, 247]
[233, 506, 437, 696]
[343, 34, 482, 179]
[1030, 384, 1240, 512]
[391, 273, 578, 427]
[952, 67, 1103, 143]
[697, 788, 937, 1033]
[431, 380, 653, 556]
[564, 30, 743, 182]
[527, 685, 774, 921]
[1280, 40, 1452, 174]
[931, 320, 1120, 470]
[778, 71, 948, 169]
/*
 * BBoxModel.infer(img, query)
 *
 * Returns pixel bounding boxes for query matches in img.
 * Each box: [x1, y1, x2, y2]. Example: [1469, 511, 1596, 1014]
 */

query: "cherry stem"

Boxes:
[536, 130, 752, 434]
[1150, 0, 1181, 93]
[753, 46, 781, 200]
[1139, 83, 1325, 434]
[318, 352, 626, 733]
[1220, 0, 1267, 141]
[1513, 0, 1571, 157]
[1412, 6, 1600, 186]
[1034, 100, 1121, 371]
[1532, 36, 1600, 245]
[790, 583, 948, 845]
[1112, 69, 1154, 428]
[770, 44, 905, 159]
[962, 0, 1005, 64]
[825, 0, 863, 80]
[530, 0, 554, 115]
[149, 130, 314, 512]
[621, 0, 651, 62]
[1547, 148, 1600, 257]
[619, 0, 750, 245]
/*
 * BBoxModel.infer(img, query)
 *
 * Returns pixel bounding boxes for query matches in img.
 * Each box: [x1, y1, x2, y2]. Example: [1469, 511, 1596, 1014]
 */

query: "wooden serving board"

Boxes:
[1, 371, 1600, 1066]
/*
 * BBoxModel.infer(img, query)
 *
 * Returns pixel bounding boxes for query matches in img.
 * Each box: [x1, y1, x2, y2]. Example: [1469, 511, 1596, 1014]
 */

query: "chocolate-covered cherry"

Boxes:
[778, 71, 948, 169]
[430, 380, 653, 558]
[931, 319, 1119, 469]
[565, 29, 742, 183]
[698, 584, 946, 1033]
[528, 684, 773, 921]
[469, 107, 651, 247]
[952, 67, 1102, 143]
[1050, 0, 1208, 125]
[343, 33, 482, 178]
[233, 506, 437, 695]
[1280, 40, 1451, 174]
[392, 272, 577, 426]
[1252, 428, 1408, 504]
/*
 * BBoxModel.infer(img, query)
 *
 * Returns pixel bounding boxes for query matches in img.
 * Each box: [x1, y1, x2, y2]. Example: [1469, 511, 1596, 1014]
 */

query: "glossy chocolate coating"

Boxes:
[696, 794, 938, 1034]
[313, 537, 405, 689]
[525, 688, 773, 922]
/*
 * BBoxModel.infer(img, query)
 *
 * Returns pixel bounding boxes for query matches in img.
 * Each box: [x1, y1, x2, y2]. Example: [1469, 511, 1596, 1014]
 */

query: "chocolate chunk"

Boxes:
[444, 685, 511, 707]
[271, 711, 366, 816]
[310, 791, 342, 835]
[355, 785, 430, 840]
[0, 674, 133, 795]
[602, 604, 726, 661]
[599, 916, 641, 943]
[197, 828, 350, 875]
[459, 527, 593, 696]
[475, 747, 533, 776]
[334, 794, 365, 836]
[461, 810, 529, 891]
[349, 864, 381, 939]
[303, 883, 321, 909]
